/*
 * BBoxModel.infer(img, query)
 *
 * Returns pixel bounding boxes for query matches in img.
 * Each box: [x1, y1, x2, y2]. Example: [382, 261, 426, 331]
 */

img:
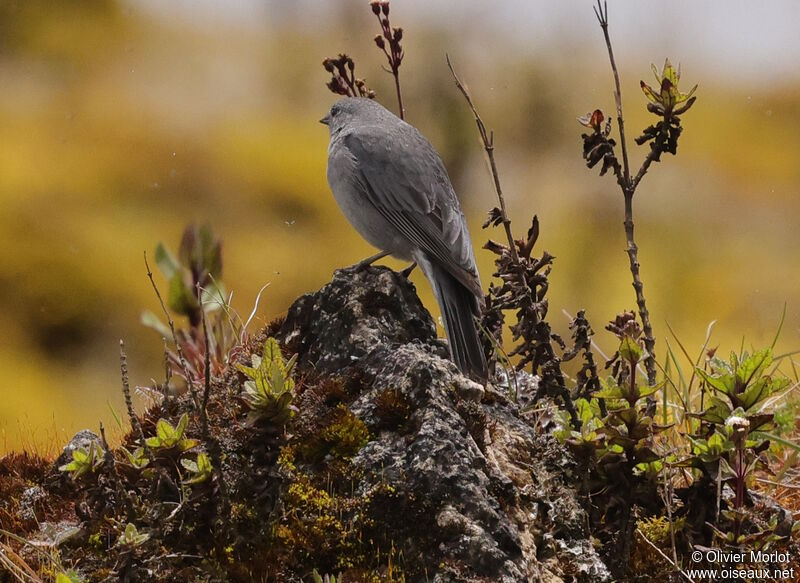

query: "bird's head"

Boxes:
[320, 97, 393, 134]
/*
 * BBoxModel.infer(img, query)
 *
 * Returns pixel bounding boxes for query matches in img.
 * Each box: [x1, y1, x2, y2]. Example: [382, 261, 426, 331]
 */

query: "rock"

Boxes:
[280, 266, 611, 582]
[30, 521, 82, 548]
[17, 485, 47, 522]
[53, 429, 101, 473]
[278, 265, 446, 375]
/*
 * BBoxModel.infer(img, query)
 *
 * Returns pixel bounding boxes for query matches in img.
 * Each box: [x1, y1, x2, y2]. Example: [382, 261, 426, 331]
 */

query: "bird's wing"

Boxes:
[343, 124, 482, 297]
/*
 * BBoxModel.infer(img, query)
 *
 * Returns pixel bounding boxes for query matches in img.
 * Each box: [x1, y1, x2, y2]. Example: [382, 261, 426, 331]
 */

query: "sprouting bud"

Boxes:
[640, 58, 697, 114]
[367, 89, 376, 99]
[381, 18, 390, 29]
[374, 35, 385, 49]
[393, 27, 403, 41]
[577, 109, 604, 133]
[381, 1, 389, 16]
[322, 59, 335, 73]
[370, 1, 381, 15]
[347, 58, 354, 72]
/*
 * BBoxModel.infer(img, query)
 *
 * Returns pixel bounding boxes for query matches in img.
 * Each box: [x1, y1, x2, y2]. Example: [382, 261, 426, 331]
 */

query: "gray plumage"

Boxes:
[322, 97, 488, 380]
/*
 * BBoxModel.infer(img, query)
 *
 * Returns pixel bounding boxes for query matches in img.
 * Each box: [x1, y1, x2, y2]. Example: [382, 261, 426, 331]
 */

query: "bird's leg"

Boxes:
[354, 250, 391, 271]
[400, 262, 417, 278]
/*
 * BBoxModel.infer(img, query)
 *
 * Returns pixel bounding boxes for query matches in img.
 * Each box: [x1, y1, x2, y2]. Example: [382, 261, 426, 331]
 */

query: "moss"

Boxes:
[277, 475, 364, 571]
[299, 405, 370, 463]
[629, 515, 676, 577]
[375, 388, 411, 430]
[322, 406, 370, 458]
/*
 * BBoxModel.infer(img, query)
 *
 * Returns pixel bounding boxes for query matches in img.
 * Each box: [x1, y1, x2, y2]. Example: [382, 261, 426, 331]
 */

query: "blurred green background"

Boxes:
[2, 0, 800, 453]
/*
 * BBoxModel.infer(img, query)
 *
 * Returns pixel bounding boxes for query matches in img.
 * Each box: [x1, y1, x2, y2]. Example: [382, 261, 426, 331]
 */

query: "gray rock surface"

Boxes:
[280, 265, 610, 582]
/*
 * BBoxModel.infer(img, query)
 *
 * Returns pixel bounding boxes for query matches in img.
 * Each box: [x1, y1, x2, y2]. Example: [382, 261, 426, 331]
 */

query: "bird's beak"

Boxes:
[320, 114, 331, 126]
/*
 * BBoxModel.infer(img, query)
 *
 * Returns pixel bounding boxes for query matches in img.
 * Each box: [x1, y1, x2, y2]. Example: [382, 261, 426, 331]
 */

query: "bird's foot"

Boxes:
[353, 250, 391, 271]
[400, 262, 417, 278]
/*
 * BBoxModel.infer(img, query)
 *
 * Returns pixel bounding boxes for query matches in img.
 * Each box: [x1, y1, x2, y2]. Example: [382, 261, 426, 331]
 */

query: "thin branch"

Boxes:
[162, 337, 172, 406]
[144, 251, 199, 408]
[393, 69, 405, 120]
[120, 339, 151, 460]
[632, 147, 660, 190]
[593, 1, 657, 387]
[446, 54, 519, 263]
[594, 0, 630, 189]
[623, 195, 657, 386]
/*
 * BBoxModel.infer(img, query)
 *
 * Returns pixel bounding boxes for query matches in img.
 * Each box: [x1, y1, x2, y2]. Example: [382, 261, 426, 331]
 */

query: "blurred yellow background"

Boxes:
[2, 0, 800, 453]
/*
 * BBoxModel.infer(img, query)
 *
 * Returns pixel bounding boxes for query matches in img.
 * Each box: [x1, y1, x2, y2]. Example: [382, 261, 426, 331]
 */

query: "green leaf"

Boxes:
[696, 368, 733, 396]
[181, 459, 199, 473]
[575, 399, 594, 425]
[118, 523, 149, 547]
[154, 242, 180, 279]
[594, 386, 624, 400]
[156, 418, 175, 442]
[167, 270, 199, 316]
[178, 438, 200, 452]
[201, 279, 227, 313]
[122, 447, 149, 469]
[140, 309, 171, 337]
[662, 59, 679, 86]
[175, 413, 189, 439]
[619, 336, 643, 363]
[736, 348, 772, 389]
[640, 81, 660, 104]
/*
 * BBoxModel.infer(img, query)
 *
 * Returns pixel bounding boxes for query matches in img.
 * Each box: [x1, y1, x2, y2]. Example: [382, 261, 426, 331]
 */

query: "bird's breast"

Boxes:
[326, 142, 413, 260]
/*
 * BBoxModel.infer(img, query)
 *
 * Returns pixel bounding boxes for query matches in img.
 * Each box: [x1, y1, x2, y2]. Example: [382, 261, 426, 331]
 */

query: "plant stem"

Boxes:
[145, 251, 199, 408]
[596, 3, 631, 189]
[120, 339, 152, 460]
[624, 193, 657, 386]
[595, 1, 657, 386]
[393, 69, 404, 120]
[446, 54, 519, 263]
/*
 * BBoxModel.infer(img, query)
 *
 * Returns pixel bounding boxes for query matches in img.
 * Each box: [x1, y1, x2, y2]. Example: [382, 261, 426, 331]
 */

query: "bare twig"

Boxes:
[162, 337, 172, 406]
[446, 54, 518, 263]
[593, 1, 657, 387]
[120, 340, 151, 460]
[594, 1, 630, 189]
[144, 251, 199, 408]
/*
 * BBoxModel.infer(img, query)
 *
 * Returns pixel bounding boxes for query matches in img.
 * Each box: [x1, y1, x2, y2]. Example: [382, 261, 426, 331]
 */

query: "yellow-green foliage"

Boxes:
[181, 452, 214, 484]
[237, 337, 297, 425]
[276, 476, 362, 569]
[58, 442, 104, 479]
[145, 413, 199, 453]
[321, 406, 370, 459]
[300, 406, 370, 462]
[631, 516, 683, 576]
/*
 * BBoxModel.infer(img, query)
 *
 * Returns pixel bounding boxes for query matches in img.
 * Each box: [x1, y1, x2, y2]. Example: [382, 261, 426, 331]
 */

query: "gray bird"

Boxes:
[321, 97, 488, 380]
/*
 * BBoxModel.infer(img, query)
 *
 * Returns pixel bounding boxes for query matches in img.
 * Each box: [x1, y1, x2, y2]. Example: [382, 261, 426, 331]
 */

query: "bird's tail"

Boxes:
[422, 258, 488, 382]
